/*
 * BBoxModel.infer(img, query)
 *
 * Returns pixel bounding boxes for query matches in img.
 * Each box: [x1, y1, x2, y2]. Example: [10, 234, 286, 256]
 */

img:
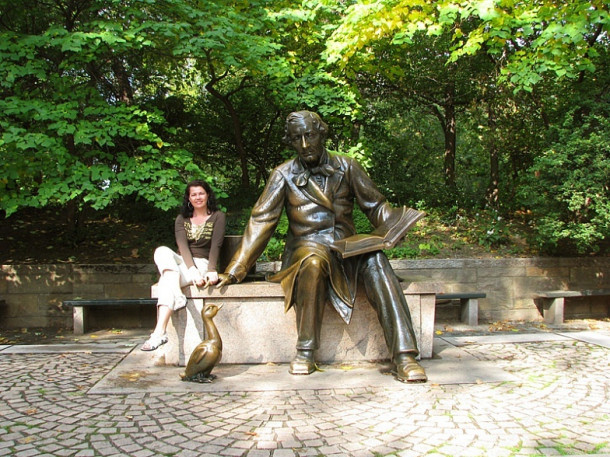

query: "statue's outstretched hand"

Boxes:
[217, 273, 237, 288]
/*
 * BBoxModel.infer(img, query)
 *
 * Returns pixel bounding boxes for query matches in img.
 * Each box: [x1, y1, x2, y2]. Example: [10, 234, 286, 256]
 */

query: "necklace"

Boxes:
[185, 218, 213, 241]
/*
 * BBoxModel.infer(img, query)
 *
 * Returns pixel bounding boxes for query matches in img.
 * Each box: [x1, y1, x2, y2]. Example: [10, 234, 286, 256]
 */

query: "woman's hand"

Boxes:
[204, 271, 219, 286]
[188, 266, 205, 287]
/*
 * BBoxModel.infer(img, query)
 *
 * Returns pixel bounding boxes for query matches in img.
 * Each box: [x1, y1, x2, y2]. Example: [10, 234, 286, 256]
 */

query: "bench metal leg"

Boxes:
[460, 298, 479, 326]
[542, 297, 565, 324]
[73, 306, 85, 335]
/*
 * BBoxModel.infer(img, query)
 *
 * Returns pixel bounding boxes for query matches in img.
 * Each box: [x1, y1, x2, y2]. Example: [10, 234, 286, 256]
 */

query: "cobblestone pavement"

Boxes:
[1, 332, 609, 457]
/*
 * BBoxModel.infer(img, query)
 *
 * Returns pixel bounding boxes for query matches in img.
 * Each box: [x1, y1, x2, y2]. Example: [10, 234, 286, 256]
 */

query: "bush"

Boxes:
[517, 110, 610, 254]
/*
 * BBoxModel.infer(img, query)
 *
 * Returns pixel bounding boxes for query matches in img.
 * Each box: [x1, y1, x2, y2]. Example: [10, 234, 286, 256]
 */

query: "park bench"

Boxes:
[436, 292, 485, 326]
[63, 298, 157, 334]
[533, 289, 610, 324]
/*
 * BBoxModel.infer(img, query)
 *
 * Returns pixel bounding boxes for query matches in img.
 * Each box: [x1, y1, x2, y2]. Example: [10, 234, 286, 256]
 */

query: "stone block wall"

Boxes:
[1, 257, 609, 330]
[390, 257, 610, 321]
[0, 264, 158, 329]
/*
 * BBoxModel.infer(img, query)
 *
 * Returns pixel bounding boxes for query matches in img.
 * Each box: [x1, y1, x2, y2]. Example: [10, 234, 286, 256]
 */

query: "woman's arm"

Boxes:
[174, 215, 196, 269]
[206, 211, 226, 272]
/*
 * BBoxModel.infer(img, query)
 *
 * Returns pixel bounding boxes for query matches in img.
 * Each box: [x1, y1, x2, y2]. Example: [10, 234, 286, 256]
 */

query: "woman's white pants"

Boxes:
[153, 246, 208, 310]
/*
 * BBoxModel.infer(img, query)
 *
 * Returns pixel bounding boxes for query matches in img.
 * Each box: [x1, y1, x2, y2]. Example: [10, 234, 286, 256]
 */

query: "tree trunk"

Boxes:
[112, 58, 134, 104]
[431, 83, 457, 195]
[485, 102, 500, 208]
[443, 100, 456, 191]
[205, 83, 250, 189]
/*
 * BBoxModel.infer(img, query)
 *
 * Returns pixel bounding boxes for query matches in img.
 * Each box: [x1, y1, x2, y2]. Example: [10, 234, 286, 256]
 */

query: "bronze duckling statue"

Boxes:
[180, 303, 223, 383]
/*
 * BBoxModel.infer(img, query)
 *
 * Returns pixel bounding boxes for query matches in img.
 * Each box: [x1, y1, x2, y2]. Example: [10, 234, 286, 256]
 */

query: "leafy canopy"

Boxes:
[325, 0, 610, 91]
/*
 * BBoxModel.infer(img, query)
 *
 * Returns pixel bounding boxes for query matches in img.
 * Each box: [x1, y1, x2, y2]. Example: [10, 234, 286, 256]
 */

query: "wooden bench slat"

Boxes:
[63, 299, 157, 307]
[534, 289, 610, 299]
[437, 293, 486, 300]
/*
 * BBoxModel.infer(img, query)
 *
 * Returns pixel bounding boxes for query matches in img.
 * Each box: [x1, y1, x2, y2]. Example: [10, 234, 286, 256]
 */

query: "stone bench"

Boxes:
[533, 289, 610, 324]
[151, 281, 442, 366]
[63, 299, 157, 334]
[436, 292, 485, 325]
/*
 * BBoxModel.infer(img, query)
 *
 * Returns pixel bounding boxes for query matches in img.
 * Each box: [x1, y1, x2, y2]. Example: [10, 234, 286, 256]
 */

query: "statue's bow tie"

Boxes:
[295, 164, 335, 187]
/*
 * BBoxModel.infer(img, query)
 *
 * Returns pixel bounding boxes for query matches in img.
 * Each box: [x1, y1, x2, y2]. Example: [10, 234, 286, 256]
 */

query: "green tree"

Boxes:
[325, 0, 609, 213]
[326, 0, 609, 92]
[517, 107, 610, 254]
[0, 0, 206, 226]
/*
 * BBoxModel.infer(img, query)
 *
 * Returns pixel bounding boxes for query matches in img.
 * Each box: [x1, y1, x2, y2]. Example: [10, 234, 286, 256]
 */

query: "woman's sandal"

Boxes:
[140, 333, 168, 351]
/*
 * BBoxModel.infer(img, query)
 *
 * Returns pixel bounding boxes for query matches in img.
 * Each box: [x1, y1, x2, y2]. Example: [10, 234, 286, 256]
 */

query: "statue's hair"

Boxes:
[282, 111, 328, 144]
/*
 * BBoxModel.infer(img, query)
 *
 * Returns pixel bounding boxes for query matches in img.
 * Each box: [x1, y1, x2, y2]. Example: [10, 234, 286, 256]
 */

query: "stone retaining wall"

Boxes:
[1, 257, 609, 329]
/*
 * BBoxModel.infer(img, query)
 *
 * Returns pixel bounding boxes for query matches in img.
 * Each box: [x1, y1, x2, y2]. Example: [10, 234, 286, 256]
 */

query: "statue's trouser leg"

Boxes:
[294, 255, 328, 351]
[360, 251, 419, 360]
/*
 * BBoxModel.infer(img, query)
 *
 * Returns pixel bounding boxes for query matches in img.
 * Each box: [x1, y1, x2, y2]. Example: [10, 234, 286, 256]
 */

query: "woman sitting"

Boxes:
[141, 180, 226, 351]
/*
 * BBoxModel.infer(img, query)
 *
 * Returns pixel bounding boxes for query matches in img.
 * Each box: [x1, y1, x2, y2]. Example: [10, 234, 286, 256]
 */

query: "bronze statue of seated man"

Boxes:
[219, 110, 426, 383]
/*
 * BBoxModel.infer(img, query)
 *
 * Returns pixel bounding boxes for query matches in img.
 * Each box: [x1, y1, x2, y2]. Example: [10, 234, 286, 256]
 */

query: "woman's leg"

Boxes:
[149, 247, 185, 339]
[143, 250, 209, 350]
[152, 304, 173, 337]
[155, 247, 187, 309]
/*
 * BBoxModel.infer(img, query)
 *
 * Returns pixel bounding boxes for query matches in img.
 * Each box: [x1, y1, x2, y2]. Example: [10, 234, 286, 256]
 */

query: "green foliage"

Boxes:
[352, 205, 373, 233]
[0, 0, 210, 217]
[476, 210, 511, 248]
[517, 109, 610, 254]
[359, 100, 446, 207]
[261, 212, 290, 260]
[386, 242, 442, 259]
[1, 0, 610, 261]
[326, 0, 610, 92]
[262, 237, 285, 262]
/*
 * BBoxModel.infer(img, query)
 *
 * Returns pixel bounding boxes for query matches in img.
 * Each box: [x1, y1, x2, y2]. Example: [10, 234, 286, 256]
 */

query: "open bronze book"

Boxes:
[331, 207, 424, 259]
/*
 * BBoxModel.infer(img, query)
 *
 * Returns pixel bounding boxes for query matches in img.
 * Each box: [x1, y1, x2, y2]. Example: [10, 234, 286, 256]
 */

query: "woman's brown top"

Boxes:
[175, 211, 226, 271]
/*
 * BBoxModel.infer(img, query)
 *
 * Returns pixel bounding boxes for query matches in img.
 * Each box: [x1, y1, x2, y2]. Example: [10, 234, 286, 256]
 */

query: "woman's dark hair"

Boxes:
[180, 180, 219, 218]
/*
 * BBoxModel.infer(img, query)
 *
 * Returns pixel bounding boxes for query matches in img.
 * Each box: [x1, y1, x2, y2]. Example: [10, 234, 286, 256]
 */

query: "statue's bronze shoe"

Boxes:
[394, 354, 427, 383]
[289, 350, 316, 375]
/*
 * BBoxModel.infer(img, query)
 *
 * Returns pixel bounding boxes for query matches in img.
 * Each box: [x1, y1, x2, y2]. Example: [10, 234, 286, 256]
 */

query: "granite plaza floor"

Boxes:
[0, 323, 609, 457]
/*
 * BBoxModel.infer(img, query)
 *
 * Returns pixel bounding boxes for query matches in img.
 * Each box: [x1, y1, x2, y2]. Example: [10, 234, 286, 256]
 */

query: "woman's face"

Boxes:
[188, 186, 208, 210]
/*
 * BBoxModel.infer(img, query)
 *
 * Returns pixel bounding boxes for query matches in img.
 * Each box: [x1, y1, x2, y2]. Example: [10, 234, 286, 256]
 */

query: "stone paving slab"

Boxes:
[90, 338, 518, 394]
[1, 330, 608, 457]
[441, 330, 610, 350]
[557, 330, 610, 349]
[0, 345, 8, 352]
[0, 343, 134, 353]
[440, 332, 572, 346]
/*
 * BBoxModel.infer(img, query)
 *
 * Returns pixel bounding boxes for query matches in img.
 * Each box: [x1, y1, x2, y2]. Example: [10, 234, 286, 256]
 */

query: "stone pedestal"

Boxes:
[151, 281, 441, 366]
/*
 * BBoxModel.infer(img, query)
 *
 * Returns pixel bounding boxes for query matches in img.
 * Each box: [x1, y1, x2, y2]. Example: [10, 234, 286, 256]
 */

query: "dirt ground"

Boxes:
[0, 207, 173, 265]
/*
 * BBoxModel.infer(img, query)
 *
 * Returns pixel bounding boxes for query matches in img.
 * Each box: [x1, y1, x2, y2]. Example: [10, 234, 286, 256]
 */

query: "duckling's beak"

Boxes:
[217, 304, 223, 311]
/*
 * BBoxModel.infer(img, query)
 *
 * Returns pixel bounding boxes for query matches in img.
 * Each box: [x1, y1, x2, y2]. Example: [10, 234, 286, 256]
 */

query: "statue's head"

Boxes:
[283, 111, 328, 167]
[282, 111, 328, 144]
